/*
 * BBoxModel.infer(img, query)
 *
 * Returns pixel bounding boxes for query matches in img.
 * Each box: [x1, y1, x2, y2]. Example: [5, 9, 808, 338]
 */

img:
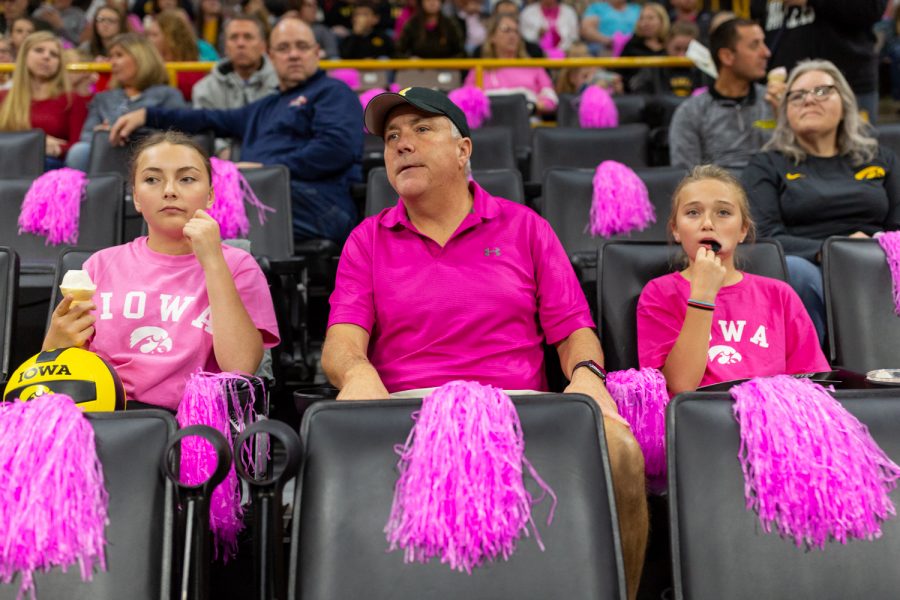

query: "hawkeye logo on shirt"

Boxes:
[854, 166, 886, 180]
[786, 172, 804, 181]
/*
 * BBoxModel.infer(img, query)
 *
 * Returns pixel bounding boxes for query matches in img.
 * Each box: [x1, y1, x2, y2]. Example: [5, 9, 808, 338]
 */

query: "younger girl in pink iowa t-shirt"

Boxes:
[42, 131, 279, 411]
[637, 164, 828, 396]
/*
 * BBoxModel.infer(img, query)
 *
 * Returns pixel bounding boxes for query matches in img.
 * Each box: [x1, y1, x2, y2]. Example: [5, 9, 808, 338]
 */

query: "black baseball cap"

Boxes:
[364, 87, 471, 138]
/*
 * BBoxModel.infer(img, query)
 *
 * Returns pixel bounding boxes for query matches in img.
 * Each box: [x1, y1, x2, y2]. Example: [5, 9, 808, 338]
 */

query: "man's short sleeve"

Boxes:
[532, 217, 594, 344]
[328, 222, 376, 333]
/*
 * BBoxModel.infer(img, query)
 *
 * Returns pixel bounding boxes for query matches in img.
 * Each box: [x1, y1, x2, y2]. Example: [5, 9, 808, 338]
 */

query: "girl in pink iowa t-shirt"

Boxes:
[637, 164, 828, 396]
[42, 131, 279, 411]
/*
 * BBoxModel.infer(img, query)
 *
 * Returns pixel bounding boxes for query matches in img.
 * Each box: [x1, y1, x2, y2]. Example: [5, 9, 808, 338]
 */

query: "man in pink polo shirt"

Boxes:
[321, 87, 648, 600]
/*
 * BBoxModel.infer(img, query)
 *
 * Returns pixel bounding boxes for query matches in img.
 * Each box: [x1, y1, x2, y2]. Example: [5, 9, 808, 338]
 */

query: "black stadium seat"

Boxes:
[596, 240, 788, 371]
[542, 166, 685, 262]
[0, 173, 124, 278]
[0, 130, 45, 178]
[470, 127, 516, 170]
[823, 237, 900, 372]
[289, 395, 626, 600]
[0, 410, 178, 600]
[530, 125, 649, 184]
[239, 164, 295, 260]
[556, 93, 647, 128]
[0, 247, 18, 385]
[669, 389, 900, 600]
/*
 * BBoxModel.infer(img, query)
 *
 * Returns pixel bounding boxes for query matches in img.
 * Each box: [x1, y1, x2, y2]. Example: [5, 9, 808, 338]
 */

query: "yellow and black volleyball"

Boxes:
[3, 348, 125, 411]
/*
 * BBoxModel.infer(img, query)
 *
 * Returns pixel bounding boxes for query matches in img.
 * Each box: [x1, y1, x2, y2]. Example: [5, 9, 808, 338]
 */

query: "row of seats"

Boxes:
[4, 387, 900, 600]
[2, 237, 895, 392]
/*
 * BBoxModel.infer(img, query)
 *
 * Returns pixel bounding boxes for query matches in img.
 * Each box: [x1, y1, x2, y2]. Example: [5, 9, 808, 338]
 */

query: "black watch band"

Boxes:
[572, 359, 607, 382]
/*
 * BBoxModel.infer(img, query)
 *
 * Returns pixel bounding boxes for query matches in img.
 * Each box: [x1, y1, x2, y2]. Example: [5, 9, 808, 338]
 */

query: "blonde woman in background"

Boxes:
[0, 31, 88, 169]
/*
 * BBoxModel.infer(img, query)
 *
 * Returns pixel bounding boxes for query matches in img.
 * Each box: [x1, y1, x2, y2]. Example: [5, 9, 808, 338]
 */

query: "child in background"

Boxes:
[637, 165, 828, 395]
[44, 131, 279, 411]
[339, 0, 394, 59]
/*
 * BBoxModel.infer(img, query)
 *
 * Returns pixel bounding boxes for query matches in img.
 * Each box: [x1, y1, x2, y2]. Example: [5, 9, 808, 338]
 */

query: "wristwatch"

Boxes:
[572, 359, 607, 383]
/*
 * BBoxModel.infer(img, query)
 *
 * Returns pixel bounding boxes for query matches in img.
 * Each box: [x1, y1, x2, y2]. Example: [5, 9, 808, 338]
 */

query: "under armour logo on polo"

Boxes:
[484, 247, 501, 256]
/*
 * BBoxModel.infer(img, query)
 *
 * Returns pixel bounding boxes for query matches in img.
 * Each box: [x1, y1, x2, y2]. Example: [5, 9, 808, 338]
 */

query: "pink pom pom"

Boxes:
[691, 86, 708, 97]
[0, 395, 108, 597]
[611, 32, 631, 57]
[544, 47, 566, 59]
[177, 371, 267, 561]
[877, 231, 900, 315]
[579, 84, 618, 129]
[731, 375, 900, 548]
[448, 85, 491, 130]
[590, 160, 655, 237]
[328, 68, 360, 90]
[359, 87, 387, 112]
[384, 380, 557, 573]
[606, 368, 669, 489]
[209, 157, 275, 240]
[18, 167, 88, 245]
[389, 83, 401, 93]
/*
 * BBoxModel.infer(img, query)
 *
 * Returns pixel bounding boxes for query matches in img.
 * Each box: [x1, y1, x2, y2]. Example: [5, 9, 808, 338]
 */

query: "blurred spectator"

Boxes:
[11, 17, 51, 58]
[472, 0, 543, 57]
[668, 0, 711, 45]
[397, 0, 464, 58]
[81, 5, 127, 58]
[340, 0, 393, 58]
[393, 0, 415, 39]
[135, 0, 194, 21]
[325, 0, 391, 38]
[519, 0, 578, 55]
[669, 18, 779, 169]
[240, 0, 272, 36]
[193, 15, 277, 158]
[466, 14, 557, 115]
[449, 0, 486, 56]
[0, 35, 13, 88]
[33, 0, 86, 45]
[580, 0, 640, 55]
[65, 32, 186, 171]
[297, 0, 339, 57]
[555, 40, 623, 96]
[878, 2, 900, 105]
[621, 2, 667, 58]
[708, 9, 736, 35]
[0, 0, 30, 35]
[62, 47, 97, 95]
[629, 20, 702, 96]
[196, 0, 224, 52]
[743, 59, 899, 341]
[146, 10, 218, 101]
[0, 31, 88, 169]
[750, 0, 886, 123]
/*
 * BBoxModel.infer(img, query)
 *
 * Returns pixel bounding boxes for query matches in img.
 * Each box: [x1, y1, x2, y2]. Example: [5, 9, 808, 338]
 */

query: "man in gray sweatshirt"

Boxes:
[192, 15, 279, 158]
[669, 18, 783, 170]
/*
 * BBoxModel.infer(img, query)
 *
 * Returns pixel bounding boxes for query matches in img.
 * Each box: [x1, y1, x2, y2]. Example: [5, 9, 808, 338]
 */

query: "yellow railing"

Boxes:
[0, 56, 696, 88]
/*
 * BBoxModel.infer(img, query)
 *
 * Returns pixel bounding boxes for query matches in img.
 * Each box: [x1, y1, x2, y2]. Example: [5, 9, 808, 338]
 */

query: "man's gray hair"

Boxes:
[448, 119, 473, 177]
[765, 59, 877, 166]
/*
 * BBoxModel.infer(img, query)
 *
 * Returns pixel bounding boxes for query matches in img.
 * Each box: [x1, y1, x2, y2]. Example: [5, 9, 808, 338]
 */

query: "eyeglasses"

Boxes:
[785, 84, 837, 106]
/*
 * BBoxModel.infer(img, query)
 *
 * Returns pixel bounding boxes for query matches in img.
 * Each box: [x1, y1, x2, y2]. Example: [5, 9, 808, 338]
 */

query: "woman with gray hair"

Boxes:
[742, 59, 900, 343]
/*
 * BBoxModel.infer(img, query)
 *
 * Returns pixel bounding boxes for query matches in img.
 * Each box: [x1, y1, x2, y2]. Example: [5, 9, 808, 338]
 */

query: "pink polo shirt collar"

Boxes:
[379, 181, 501, 239]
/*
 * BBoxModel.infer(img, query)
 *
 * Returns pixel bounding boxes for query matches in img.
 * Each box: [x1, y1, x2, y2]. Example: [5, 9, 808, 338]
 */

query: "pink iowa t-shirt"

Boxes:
[637, 271, 829, 388]
[84, 237, 280, 410]
[328, 182, 594, 393]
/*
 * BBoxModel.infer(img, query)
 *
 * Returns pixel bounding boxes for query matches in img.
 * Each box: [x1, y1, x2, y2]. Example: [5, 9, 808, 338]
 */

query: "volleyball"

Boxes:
[3, 347, 126, 412]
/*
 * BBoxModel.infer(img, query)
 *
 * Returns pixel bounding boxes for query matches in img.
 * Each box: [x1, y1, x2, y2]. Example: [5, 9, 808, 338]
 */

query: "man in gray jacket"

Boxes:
[669, 18, 784, 170]
[192, 15, 279, 158]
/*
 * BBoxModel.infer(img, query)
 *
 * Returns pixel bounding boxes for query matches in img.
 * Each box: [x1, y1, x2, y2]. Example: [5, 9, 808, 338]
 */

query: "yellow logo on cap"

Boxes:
[855, 166, 886, 180]
[399, 87, 411, 96]
[786, 172, 804, 180]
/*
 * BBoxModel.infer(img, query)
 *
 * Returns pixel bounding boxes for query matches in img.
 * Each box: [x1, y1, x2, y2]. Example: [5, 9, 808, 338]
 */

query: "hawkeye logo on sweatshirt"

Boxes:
[855, 166, 886, 180]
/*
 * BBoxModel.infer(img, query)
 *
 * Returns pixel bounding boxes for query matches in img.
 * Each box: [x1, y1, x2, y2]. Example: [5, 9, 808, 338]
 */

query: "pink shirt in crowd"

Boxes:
[637, 271, 829, 389]
[464, 66, 559, 111]
[84, 237, 280, 410]
[328, 182, 594, 393]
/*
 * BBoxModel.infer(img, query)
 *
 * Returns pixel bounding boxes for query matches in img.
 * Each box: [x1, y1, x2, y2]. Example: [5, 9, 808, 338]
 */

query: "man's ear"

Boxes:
[458, 136, 472, 166]
[717, 47, 735, 69]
